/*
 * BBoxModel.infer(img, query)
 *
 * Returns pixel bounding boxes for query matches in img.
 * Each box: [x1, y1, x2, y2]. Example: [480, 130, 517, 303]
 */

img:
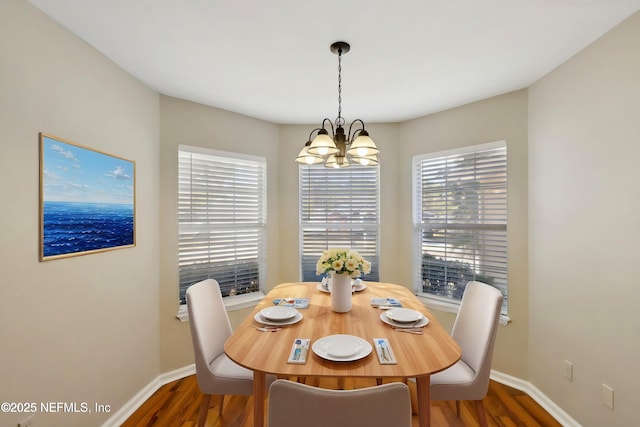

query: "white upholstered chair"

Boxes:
[268, 379, 412, 427]
[186, 279, 271, 427]
[430, 280, 503, 427]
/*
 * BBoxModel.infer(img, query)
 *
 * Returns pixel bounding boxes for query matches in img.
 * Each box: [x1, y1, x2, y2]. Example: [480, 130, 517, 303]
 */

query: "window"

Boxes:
[178, 145, 266, 303]
[413, 141, 507, 314]
[299, 165, 380, 281]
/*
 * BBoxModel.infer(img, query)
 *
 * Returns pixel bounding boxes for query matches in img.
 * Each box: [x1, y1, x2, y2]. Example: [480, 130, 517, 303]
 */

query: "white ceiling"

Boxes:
[28, 0, 640, 124]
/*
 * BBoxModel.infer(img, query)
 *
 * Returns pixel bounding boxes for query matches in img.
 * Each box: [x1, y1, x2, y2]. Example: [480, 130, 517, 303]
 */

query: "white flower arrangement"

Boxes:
[315, 248, 371, 279]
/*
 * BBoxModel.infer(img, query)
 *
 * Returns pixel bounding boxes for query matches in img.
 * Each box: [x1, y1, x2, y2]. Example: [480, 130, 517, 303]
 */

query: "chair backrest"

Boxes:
[268, 380, 412, 427]
[186, 279, 233, 387]
[451, 281, 503, 389]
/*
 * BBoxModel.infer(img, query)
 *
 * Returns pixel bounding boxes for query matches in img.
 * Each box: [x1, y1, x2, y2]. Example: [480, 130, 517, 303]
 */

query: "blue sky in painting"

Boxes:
[42, 136, 134, 204]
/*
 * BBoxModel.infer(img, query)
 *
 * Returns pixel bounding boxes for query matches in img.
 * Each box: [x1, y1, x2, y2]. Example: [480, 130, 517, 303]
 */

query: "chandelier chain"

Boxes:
[337, 47, 343, 126]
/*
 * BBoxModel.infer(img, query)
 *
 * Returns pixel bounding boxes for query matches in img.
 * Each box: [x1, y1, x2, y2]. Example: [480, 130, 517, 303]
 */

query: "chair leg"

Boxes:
[198, 394, 211, 427]
[218, 395, 225, 417]
[455, 400, 460, 416]
[473, 399, 488, 427]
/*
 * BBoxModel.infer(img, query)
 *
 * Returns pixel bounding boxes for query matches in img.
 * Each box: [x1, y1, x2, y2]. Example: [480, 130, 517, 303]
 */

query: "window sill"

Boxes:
[417, 294, 510, 326]
[176, 291, 266, 323]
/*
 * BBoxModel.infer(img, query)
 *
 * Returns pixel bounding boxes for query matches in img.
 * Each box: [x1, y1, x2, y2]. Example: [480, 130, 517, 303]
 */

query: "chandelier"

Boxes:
[295, 41, 379, 168]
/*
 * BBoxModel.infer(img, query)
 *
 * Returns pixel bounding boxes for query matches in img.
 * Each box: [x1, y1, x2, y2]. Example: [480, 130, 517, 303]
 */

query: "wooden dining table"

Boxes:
[224, 281, 461, 427]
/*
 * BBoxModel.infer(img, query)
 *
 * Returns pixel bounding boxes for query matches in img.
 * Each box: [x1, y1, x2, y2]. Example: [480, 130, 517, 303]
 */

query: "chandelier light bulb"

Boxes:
[352, 154, 378, 166]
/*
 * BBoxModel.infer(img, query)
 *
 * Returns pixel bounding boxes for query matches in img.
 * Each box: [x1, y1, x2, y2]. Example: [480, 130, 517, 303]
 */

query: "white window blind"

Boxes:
[299, 165, 380, 281]
[178, 145, 266, 303]
[413, 141, 508, 313]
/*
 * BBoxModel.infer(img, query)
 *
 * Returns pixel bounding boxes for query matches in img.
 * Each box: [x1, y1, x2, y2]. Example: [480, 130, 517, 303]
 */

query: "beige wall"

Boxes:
[159, 95, 281, 372]
[399, 90, 530, 378]
[528, 11, 640, 427]
[276, 90, 529, 378]
[0, 1, 160, 427]
[162, 93, 528, 386]
[276, 123, 404, 284]
[4, 1, 639, 425]
[164, 91, 529, 379]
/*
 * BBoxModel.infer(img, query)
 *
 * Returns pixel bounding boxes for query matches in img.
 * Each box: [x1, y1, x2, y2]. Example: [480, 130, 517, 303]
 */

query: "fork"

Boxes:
[393, 327, 423, 334]
[251, 325, 281, 332]
[411, 316, 423, 327]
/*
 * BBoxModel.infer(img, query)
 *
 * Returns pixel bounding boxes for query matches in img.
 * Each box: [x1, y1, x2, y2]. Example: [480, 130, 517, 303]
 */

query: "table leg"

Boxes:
[415, 375, 431, 427]
[253, 371, 266, 427]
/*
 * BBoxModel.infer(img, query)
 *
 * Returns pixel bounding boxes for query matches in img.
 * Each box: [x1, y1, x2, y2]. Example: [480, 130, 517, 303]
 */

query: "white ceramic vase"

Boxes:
[330, 271, 352, 313]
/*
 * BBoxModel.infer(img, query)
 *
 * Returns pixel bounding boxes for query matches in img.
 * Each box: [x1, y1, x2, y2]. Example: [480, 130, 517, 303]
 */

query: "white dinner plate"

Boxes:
[254, 311, 303, 326]
[353, 282, 367, 292]
[317, 283, 331, 293]
[379, 312, 429, 329]
[385, 308, 423, 323]
[259, 306, 298, 321]
[316, 281, 367, 293]
[312, 334, 372, 362]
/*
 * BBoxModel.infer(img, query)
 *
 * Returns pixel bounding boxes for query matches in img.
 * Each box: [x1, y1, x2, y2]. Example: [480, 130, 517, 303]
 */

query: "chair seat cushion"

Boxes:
[431, 360, 475, 386]
[210, 353, 254, 381]
[430, 360, 487, 401]
[195, 353, 255, 396]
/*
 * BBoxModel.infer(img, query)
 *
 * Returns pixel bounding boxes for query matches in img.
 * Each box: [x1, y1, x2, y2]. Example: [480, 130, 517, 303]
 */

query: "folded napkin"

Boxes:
[373, 338, 397, 364]
[273, 298, 310, 309]
[370, 297, 402, 308]
[287, 338, 310, 364]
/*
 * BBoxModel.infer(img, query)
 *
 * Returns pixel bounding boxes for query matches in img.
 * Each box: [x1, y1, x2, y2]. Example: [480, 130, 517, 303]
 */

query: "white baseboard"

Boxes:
[100, 364, 196, 427]
[490, 370, 581, 427]
[102, 365, 580, 427]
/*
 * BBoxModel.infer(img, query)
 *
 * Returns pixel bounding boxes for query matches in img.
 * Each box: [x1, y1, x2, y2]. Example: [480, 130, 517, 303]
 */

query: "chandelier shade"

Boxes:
[295, 144, 324, 165]
[347, 131, 379, 157]
[295, 42, 379, 169]
[307, 129, 339, 156]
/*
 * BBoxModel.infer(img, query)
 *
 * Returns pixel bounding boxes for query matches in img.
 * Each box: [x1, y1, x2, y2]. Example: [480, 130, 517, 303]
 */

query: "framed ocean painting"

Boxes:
[39, 133, 136, 261]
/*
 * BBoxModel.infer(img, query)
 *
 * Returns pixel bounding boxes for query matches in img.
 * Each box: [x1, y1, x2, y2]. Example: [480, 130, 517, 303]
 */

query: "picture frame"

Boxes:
[39, 133, 136, 261]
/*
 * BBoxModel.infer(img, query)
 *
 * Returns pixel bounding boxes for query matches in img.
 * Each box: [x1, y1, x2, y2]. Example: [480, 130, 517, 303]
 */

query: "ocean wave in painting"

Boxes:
[43, 201, 134, 257]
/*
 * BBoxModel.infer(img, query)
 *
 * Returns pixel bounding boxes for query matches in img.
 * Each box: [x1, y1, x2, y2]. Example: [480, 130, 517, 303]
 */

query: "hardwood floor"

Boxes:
[122, 375, 562, 427]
